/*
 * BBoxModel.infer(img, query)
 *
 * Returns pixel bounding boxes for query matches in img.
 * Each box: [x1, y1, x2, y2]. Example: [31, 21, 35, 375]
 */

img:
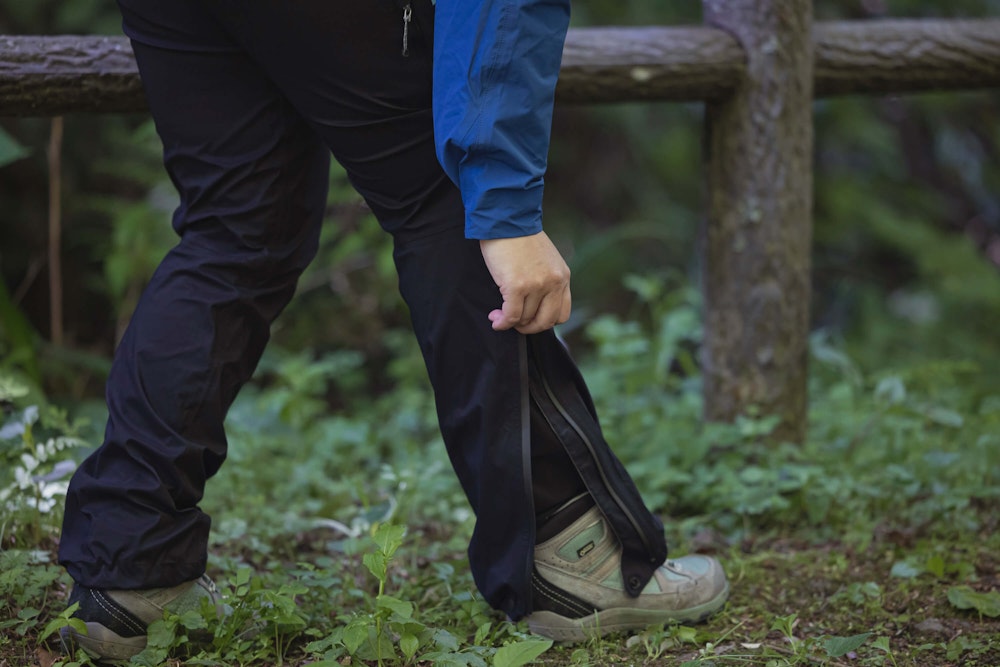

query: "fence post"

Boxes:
[701, 0, 815, 442]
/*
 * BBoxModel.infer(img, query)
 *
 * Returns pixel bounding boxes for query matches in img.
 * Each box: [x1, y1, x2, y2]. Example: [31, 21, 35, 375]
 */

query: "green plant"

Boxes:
[630, 623, 699, 661]
[37, 602, 86, 652]
[358, 522, 415, 665]
[871, 636, 899, 667]
[3, 268, 1000, 666]
[0, 401, 87, 546]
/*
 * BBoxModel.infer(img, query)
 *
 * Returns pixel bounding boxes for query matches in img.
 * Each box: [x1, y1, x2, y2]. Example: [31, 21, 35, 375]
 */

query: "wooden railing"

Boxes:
[2, 21, 998, 113]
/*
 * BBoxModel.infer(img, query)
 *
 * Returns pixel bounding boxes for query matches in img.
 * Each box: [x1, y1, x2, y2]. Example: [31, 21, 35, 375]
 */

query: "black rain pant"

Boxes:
[58, 0, 666, 620]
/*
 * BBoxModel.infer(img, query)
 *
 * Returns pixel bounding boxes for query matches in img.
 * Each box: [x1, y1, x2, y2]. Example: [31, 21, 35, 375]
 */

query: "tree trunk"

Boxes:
[701, 0, 815, 443]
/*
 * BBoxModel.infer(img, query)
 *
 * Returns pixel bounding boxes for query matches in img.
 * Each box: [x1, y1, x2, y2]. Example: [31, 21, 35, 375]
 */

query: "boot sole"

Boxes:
[526, 580, 730, 642]
[60, 623, 146, 664]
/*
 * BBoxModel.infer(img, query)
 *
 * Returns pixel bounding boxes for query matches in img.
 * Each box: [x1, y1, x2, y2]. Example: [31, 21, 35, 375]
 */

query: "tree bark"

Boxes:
[814, 19, 1000, 97]
[2, 20, 1000, 115]
[701, 0, 815, 443]
[557, 26, 745, 103]
[0, 36, 145, 115]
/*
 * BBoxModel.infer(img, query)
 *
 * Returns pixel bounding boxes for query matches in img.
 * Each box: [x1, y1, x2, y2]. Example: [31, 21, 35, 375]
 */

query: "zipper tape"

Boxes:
[526, 333, 667, 597]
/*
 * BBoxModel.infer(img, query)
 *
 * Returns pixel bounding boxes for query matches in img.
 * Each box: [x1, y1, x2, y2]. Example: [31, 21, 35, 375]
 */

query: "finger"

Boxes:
[517, 292, 543, 326]
[559, 285, 572, 324]
[502, 292, 525, 324]
[488, 308, 513, 331]
[514, 290, 565, 335]
[489, 295, 525, 331]
[529, 285, 571, 329]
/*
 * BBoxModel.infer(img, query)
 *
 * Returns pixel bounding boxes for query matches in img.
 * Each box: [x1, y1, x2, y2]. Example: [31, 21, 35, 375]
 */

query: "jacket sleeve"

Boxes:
[432, 0, 571, 240]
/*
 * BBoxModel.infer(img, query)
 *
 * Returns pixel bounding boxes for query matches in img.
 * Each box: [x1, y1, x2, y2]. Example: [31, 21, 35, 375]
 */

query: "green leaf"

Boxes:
[0, 126, 30, 168]
[342, 620, 369, 653]
[822, 632, 871, 657]
[474, 620, 492, 645]
[131, 619, 176, 666]
[17, 606, 40, 620]
[420, 652, 478, 667]
[926, 554, 945, 578]
[433, 628, 460, 651]
[948, 586, 1000, 617]
[769, 613, 797, 635]
[0, 278, 40, 383]
[674, 625, 698, 644]
[890, 560, 922, 578]
[38, 603, 87, 641]
[874, 376, 906, 405]
[235, 566, 252, 588]
[926, 406, 963, 428]
[492, 639, 553, 667]
[399, 632, 420, 659]
[38, 606, 86, 643]
[372, 522, 406, 558]
[872, 636, 891, 653]
[144, 619, 178, 649]
[274, 612, 308, 629]
[177, 609, 208, 631]
[363, 551, 388, 581]
[0, 375, 29, 403]
[739, 466, 768, 484]
[376, 594, 413, 619]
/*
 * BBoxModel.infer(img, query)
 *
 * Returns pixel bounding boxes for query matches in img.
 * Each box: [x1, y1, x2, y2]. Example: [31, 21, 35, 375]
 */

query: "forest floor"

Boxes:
[4, 334, 1000, 667]
[8, 519, 1000, 667]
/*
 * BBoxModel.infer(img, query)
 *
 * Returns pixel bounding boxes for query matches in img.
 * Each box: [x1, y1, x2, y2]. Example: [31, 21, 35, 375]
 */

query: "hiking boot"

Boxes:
[60, 574, 222, 663]
[526, 506, 729, 642]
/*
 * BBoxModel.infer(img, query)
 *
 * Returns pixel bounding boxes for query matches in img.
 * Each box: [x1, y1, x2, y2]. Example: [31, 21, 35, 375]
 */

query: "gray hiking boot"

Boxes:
[526, 507, 729, 642]
[60, 574, 222, 663]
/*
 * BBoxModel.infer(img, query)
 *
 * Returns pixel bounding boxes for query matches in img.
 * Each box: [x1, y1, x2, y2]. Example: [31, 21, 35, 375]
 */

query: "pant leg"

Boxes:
[59, 7, 331, 588]
[196, 0, 585, 617]
[205, 0, 662, 618]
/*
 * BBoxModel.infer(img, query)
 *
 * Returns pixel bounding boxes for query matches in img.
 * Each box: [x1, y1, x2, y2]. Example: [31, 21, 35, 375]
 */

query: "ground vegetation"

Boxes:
[2, 1, 999, 665]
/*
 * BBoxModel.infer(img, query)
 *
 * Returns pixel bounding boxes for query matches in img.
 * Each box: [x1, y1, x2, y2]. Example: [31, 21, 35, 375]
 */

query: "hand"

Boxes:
[479, 231, 572, 334]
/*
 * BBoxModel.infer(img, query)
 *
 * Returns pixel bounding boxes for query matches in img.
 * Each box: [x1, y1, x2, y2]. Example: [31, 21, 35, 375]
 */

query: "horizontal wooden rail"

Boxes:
[1, 18, 999, 116]
[561, 19, 1000, 103]
[813, 19, 1000, 96]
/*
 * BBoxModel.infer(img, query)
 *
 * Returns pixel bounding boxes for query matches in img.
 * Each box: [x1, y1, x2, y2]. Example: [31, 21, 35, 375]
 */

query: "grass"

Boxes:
[2, 285, 1000, 666]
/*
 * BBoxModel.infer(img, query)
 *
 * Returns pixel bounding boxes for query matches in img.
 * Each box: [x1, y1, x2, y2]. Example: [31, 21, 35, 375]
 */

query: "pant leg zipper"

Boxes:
[518, 335, 536, 610]
[532, 361, 658, 559]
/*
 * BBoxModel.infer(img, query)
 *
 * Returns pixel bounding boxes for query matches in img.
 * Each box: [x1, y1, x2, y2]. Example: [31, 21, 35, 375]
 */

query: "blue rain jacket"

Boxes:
[433, 0, 571, 240]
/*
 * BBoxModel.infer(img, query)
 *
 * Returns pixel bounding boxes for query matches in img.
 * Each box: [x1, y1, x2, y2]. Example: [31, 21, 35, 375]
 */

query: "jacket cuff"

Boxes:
[462, 184, 545, 240]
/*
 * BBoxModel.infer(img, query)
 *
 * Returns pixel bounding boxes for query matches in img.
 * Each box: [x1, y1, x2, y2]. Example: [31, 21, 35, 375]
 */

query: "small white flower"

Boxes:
[23, 405, 39, 425]
[41, 480, 69, 499]
[20, 453, 38, 472]
[15, 466, 33, 489]
[27, 496, 58, 513]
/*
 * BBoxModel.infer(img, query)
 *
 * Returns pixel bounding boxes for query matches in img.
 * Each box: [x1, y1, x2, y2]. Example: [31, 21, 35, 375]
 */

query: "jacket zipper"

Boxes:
[401, 3, 413, 57]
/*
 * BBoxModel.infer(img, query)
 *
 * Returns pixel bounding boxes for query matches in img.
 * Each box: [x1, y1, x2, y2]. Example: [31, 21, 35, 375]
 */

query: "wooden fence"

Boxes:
[3, 6, 999, 441]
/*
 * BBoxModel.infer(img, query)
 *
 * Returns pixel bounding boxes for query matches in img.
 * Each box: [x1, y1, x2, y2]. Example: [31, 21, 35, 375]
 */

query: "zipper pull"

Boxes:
[401, 4, 412, 57]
